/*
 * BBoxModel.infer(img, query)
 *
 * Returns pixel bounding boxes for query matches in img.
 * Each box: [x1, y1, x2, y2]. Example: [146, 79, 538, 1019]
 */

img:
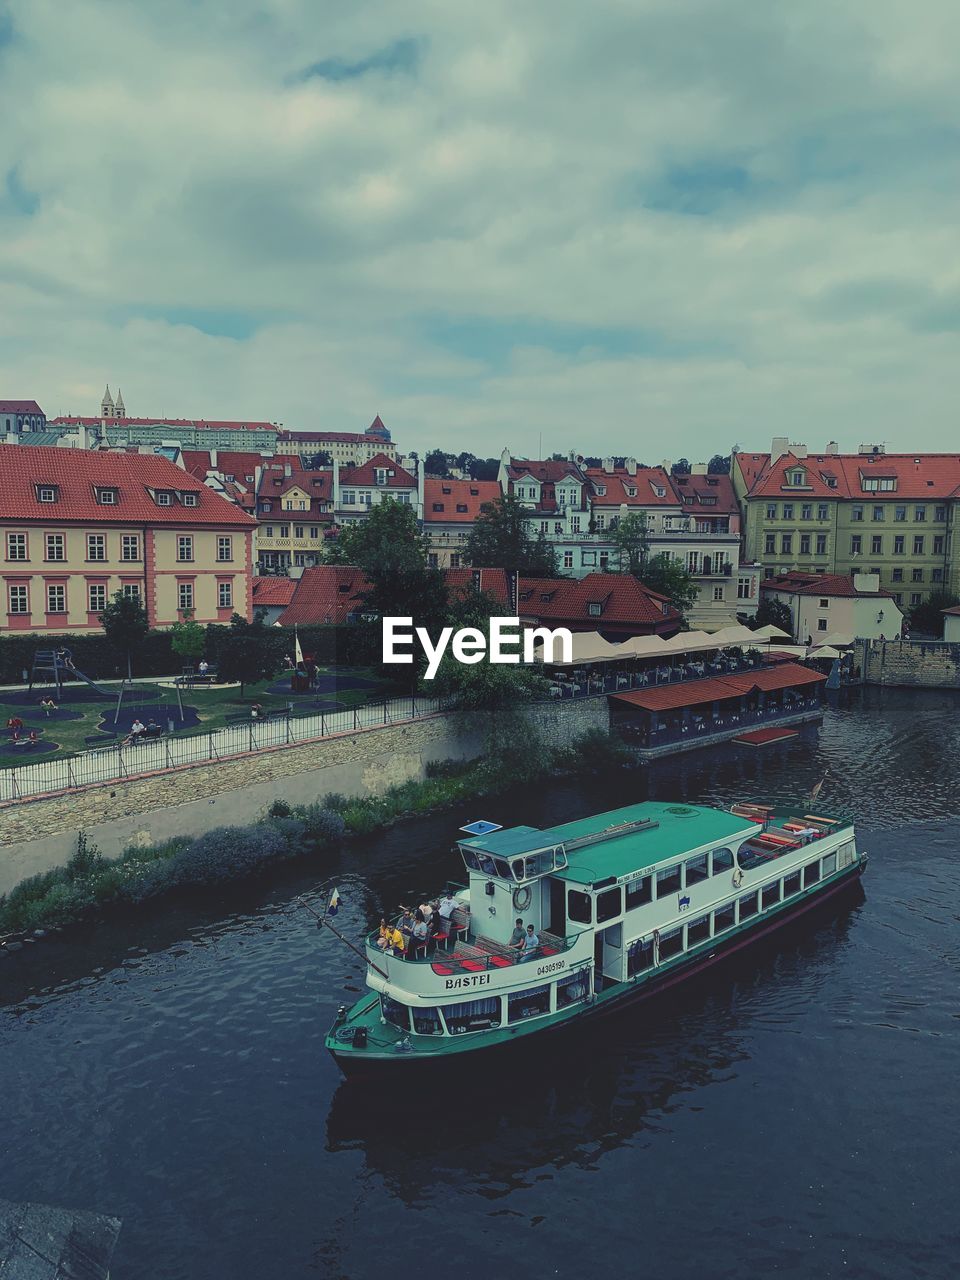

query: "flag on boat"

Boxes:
[294, 628, 304, 666]
[327, 887, 341, 916]
[809, 772, 827, 806]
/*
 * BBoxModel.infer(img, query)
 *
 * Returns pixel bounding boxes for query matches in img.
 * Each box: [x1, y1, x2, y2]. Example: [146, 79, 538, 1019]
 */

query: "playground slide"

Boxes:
[63, 660, 111, 697]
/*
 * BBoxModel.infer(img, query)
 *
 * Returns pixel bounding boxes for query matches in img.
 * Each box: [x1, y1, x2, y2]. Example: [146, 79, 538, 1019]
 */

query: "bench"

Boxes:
[84, 732, 116, 747]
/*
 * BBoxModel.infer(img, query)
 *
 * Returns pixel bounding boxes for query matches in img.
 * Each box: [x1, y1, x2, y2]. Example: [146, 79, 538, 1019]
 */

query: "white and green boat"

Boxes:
[325, 800, 865, 1073]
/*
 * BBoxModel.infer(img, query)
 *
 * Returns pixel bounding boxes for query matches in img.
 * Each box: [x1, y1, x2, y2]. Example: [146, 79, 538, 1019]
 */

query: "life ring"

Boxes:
[512, 885, 533, 912]
[732, 867, 744, 888]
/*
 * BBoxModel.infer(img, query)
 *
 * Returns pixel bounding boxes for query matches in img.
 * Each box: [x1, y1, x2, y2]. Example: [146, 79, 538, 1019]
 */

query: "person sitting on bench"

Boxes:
[508, 918, 526, 951]
[144, 718, 163, 739]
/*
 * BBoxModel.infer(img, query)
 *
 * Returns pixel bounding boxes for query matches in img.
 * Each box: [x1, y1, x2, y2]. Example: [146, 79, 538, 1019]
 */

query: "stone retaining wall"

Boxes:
[856, 638, 960, 688]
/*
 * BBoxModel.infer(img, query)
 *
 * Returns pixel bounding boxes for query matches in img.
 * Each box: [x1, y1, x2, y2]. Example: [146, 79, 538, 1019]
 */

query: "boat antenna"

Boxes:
[295, 894, 389, 980]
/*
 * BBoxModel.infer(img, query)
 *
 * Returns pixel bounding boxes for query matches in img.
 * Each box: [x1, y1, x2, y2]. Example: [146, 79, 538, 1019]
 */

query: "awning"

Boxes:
[751, 623, 793, 641]
[820, 632, 855, 647]
[610, 662, 826, 714]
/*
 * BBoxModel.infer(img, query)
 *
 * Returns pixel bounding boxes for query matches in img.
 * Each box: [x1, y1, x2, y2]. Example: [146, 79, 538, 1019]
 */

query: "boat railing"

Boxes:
[364, 924, 585, 973]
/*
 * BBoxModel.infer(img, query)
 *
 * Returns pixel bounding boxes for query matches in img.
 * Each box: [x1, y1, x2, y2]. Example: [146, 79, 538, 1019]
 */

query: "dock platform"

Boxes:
[732, 726, 800, 747]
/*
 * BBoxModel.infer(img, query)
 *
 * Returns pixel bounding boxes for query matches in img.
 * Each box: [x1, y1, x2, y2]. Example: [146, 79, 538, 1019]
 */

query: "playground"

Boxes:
[0, 649, 402, 769]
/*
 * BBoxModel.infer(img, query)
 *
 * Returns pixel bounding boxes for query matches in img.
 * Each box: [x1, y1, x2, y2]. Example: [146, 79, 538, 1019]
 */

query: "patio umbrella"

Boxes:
[751, 623, 792, 641]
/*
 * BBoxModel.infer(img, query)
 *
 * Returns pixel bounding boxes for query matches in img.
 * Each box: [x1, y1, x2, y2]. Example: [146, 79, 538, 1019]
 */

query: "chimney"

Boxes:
[691, 462, 708, 476]
[853, 571, 880, 594]
[771, 436, 789, 461]
[332, 461, 341, 511]
[210, 448, 218, 469]
[661, 459, 672, 471]
[625, 457, 637, 476]
[602, 457, 615, 474]
[793, 444, 808, 459]
[826, 441, 839, 455]
[283, 462, 292, 477]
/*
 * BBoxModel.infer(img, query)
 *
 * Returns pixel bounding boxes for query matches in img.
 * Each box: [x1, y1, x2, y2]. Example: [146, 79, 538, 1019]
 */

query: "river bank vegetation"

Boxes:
[0, 729, 632, 938]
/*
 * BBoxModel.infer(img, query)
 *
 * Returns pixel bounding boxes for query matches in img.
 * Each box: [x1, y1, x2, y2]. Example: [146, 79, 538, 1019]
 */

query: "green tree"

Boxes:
[170, 612, 206, 665]
[99, 590, 149, 679]
[424, 449, 451, 477]
[909, 589, 960, 637]
[217, 612, 285, 695]
[748, 597, 794, 635]
[303, 450, 332, 468]
[639, 553, 699, 616]
[463, 493, 559, 576]
[670, 458, 691, 475]
[708, 454, 731, 474]
[469, 458, 500, 481]
[611, 511, 650, 574]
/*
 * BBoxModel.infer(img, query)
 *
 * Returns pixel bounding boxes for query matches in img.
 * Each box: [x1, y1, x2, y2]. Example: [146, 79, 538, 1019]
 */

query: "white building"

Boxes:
[761, 571, 904, 642]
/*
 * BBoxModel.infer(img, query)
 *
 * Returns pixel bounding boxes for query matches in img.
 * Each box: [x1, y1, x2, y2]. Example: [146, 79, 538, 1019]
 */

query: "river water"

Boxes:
[2, 687, 959, 1280]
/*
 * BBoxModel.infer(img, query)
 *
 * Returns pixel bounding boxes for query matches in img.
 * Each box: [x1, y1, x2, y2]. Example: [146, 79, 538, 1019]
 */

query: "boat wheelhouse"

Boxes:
[325, 801, 865, 1071]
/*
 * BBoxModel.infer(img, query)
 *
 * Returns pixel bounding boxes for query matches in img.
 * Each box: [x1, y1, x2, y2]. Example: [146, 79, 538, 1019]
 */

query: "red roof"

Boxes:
[277, 430, 394, 446]
[739, 450, 960, 501]
[340, 453, 415, 488]
[279, 567, 370, 625]
[516, 573, 678, 632]
[612, 662, 825, 712]
[943, 605, 960, 617]
[0, 444, 256, 525]
[424, 478, 500, 522]
[183, 450, 268, 483]
[671, 471, 739, 515]
[444, 568, 511, 604]
[507, 459, 585, 485]
[252, 577, 297, 607]
[761, 571, 893, 599]
[586, 467, 678, 508]
[51, 416, 276, 433]
[0, 400, 44, 414]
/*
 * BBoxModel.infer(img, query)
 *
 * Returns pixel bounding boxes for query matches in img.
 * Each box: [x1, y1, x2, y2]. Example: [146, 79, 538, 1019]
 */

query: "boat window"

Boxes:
[685, 853, 708, 886]
[783, 870, 802, 896]
[512, 859, 525, 880]
[442, 996, 501, 1034]
[628, 937, 654, 975]
[381, 994, 410, 1031]
[494, 858, 512, 879]
[568, 889, 592, 923]
[739, 891, 759, 920]
[507, 983, 551, 1023]
[555, 849, 568, 868]
[838, 840, 856, 868]
[713, 903, 735, 933]
[687, 914, 710, 946]
[712, 847, 734, 875]
[557, 969, 590, 1007]
[821, 851, 837, 876]
[412, 1007, 443, 1036]
[803, 861, 821, 888]
[656, 865, 682, 897]
[625, 874, 652, 909]
[761, 881, 781, 909]
[658, 926, 683, 960]
[737, 845, 768, 871]
[596, 886, 622, 923]
[461, 848, 481, 871]
[477, 853, 497, 875]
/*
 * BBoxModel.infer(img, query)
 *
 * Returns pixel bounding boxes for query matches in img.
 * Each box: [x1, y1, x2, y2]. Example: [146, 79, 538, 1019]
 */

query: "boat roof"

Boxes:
[462, 802, 758, 885]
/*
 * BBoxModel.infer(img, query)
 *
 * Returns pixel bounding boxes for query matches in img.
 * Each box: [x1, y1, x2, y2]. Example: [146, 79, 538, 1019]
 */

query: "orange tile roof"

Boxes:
[251, 576, 297, 607]
[340, 453, 415, 488]
[183, 450, 268, 483]
[424, 478, 500, 522]
[586, 466, 678, 508]
[516, 573, 677, 630]
[51, 416, 277, 432]
[762, 571, 893, 599]
[0, 444, 255, 526]
[740, 450, 960, 501]
[612, 662, 825, 712]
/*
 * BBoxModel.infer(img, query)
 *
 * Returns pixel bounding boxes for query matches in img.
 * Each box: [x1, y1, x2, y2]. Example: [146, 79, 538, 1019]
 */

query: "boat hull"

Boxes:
[328, 856, 867, 1077]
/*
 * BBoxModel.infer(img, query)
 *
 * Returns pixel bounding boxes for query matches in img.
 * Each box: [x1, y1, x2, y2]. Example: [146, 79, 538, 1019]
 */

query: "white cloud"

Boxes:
[1, 0, 959, 459]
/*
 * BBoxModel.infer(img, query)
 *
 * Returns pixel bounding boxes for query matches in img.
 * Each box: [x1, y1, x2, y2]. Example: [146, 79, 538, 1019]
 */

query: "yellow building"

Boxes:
[0, 446, 256, 632]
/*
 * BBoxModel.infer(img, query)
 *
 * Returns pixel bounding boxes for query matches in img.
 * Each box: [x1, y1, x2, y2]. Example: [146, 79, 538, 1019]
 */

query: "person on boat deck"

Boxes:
[520, 924, 540, 959]
[411, 910, 429, 949]
[437, 890, 460, 935]
[509, 918, 526, 950]
[398, 907, 415, 938]
[375, 919, 393, 951]
[419, 900, 434, 926]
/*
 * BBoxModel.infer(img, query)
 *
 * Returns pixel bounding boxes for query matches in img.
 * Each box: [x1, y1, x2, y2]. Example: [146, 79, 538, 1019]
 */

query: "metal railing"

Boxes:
[0, 693, 448, 804]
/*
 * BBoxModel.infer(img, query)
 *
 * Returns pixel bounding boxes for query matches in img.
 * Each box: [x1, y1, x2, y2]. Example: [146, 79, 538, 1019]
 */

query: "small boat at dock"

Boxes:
[325, 800, 865, 1072]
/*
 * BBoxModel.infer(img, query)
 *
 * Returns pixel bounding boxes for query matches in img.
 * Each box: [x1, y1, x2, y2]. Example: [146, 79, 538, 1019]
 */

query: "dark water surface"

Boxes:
[2, 688, 959, 1279]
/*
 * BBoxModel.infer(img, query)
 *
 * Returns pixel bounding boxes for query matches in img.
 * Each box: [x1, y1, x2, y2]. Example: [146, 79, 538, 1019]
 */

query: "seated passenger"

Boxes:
[375, 918, 391, 950]
[398, 907, 415, 936]
[508, 918, 526, 950]
[520, 924, 540, 958]
[411, 910, 429, 949]
[388, 925, 405, 956]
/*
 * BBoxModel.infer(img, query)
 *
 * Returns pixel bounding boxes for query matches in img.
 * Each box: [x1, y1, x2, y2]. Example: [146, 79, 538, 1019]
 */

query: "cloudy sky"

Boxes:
[1, 0, 958, 461]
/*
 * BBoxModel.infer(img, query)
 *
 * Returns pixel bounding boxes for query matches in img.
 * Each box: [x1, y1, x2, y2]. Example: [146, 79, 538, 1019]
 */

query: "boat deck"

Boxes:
[426, 930, 568, 976]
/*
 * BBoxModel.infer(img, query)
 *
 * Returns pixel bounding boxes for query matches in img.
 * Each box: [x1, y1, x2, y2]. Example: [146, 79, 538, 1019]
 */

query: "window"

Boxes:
[8, 584, 28, 614]
[801, 503, 812, 520]
[803, 861, 821, 888]
[821, 851, 838, 876]
[508, 984, 551, 1023]
[46, 583, 66, 613]
[714, 902, 735, 933]
[627, 938, 654, 975]
[818, 618, 828, 631]
[381, 994, 410, 1031]
[816, 534, 827, 555]
[121, 534, 139, 561]
[935, 506, 946, 522]
[217, 536, 232, 562]
[712, 847, 734, 875]
[88, 583, 107, 613]
[265, 526, 274, 538]
[178, 581, 194, 611]
[872, 506, 884, 521]
[871, 535, 882, 554]
[781, 534, 792, 554]
[800, 534, 811, 554]
[6, 533, 27, 561]
[625, 874, 652, 909]
[913, 536, 924, 555]
[893, 592, 902, 605]
[764, 534, 776, 554]
[894, 506, 906, 522]
[892, 568, 903, 582]
[45, 533, 65, 561]
[427, 552, 439, 568]
[658, 926, 683, 960]
[893, 535, 905, 554]
[310, 526, 319, 539]
[851, 506, 863, 522]
[218, 581, 233, 608]
[766, 503, 777, 519]
[915, 506, 926, 522]
[933, 535, 944, 555]
[656, 864, 682, 897]
[95, 487, 117, 505]
[737, 577, 752, 599]
[563, 551, 574, 569]
[783, 870, 802, 896]
[122, 583, 140, 600]
[685, 853, 709, 886]
[177, 535, 194, 561]
[567, 890, 592, 923]
[87, 533, 106, 561]
[817, 504, 829, 520]
[294, 525, 304, 539]
[412, 1007, 443, 1036]
[156, 491, 172, 506]
[588, 602, 602, 617]
[910, 593, 921, 606]
[342, 490, 356, 504]
[687, 915, 710, 946]
[596, 886, 622, 923]
[932, 568, 943, 583]
[38, 486, 57, 503]
[279, 525, 289, 538]
[737, 845, 769, 871]
[761, 881, 781, 909]
[912, 568, 923, 583]
[782, 504, 794, 521]
[850, 535, 862, 555]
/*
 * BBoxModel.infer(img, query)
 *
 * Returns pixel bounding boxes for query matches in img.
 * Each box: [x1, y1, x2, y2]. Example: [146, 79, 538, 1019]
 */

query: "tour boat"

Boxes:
[325, 801, 865, 1072]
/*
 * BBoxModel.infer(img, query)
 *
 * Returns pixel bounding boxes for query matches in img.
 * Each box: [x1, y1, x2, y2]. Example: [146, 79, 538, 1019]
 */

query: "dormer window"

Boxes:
[36, 485, 58, 503]
[588, 602, 602, 616]
[625, 487, 637, 497]
[787, 468, 807, 487]
[182, 492, 198, 507]
[156, 491, 172, 507]
[375, 469, 387, 485]
[96, 487, 118, 505]
[595, 485, 606, 496]
[456, 503, 468, 513]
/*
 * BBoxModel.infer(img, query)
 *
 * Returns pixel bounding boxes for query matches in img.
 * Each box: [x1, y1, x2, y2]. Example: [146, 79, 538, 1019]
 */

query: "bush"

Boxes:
[267, 799, 292, 818]
[295, 804, 347, 845]
[168, 824, 291, 887]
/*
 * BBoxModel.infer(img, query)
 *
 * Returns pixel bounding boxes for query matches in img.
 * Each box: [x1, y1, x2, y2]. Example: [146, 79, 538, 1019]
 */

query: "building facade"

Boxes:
[423, 477, 500, 568]
[51, 390, 279, 451]
[0, 446, 255, 633]
[275, 416, 397, 464]
[1, 400, 46, 435]
[760, 571, 903, 643]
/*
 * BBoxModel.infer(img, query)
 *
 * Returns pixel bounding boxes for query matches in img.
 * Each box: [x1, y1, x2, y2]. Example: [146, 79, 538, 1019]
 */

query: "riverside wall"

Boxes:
[856, 638, 960, 689]
[0, 696, 612, 895]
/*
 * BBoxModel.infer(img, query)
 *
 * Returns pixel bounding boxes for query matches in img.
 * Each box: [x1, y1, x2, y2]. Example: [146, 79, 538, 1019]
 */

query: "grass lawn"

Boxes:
[0, 665, 407, 770]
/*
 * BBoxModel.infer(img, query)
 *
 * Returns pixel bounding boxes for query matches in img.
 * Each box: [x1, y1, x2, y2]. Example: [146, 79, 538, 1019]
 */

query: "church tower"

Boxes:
[114, 387, 126, 419]
[101, 385, 115, 420]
